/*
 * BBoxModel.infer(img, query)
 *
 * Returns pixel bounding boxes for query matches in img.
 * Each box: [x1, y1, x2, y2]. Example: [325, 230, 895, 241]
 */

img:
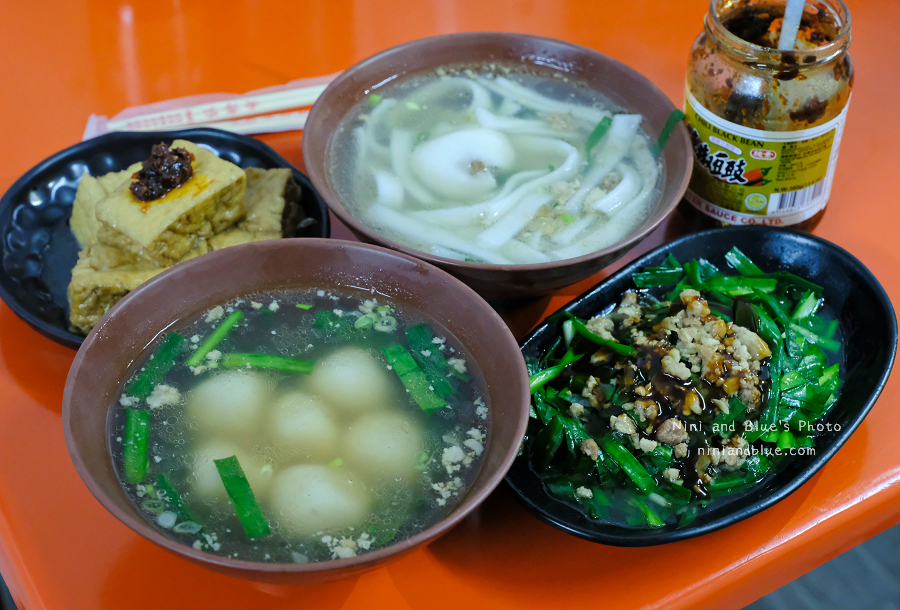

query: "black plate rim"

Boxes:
[0, 127, 330, 349]
[505, 225, 898, 546]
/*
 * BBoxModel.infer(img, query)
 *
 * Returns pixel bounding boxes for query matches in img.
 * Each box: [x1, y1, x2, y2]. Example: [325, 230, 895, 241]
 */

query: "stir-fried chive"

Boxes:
[651, 109, 686, 158]
[725, 247, 764, 276]
[156, 473, 198, 524]
[585, 116, 613, 157]
[526, 246, 842, 527]
[791, 291, 820, 320]
[601, 437, 656, 494]
[213, 456, 270, 539]
[186, 310, 244, 367]
[382, 344, 447, 413]
[220, 353, 315, 374]
[634, 268, 684, 287]
[127, 333, 185, 400]
[123, 408, 151, 484]
[529, 349, 582, 393]
[564, 314, 635, 356]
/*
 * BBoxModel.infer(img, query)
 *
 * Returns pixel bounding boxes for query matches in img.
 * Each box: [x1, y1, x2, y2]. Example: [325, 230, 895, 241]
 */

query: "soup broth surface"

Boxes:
[110, 288, 490, 563]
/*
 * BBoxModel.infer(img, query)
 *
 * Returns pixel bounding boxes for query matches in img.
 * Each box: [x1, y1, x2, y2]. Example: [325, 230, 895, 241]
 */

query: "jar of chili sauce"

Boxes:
[682, 0, 853, 230]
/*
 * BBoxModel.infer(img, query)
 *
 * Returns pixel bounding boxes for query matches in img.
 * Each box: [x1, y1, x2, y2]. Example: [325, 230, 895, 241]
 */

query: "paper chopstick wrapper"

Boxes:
[83, 72, 339, 140]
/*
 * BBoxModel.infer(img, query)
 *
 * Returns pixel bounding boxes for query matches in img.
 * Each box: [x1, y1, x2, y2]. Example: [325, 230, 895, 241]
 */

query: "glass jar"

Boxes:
[682, 0, 853, 230]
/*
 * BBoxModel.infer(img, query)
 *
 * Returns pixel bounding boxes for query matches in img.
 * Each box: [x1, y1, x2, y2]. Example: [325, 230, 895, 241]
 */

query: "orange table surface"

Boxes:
[1, 1, 898, 609]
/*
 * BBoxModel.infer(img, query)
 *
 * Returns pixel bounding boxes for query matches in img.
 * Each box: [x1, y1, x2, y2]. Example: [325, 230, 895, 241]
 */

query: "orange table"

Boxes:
[0, 2, 897, 608]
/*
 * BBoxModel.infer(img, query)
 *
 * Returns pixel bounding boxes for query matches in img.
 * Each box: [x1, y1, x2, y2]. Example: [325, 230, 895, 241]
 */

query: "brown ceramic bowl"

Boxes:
[62, 238, 530, 584]
[303, 32, 692, 299]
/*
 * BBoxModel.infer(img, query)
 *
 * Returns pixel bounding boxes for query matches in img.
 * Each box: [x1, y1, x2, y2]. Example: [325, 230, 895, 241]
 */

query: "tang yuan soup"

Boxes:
[329, 64, 664, 265]
[111, 289, 490, 563]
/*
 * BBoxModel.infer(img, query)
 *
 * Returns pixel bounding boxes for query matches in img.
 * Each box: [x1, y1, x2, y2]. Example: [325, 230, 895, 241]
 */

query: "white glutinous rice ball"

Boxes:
[308, 347, 394, 414]
[190, 439, 273, 505]
[186, 370, 269, 438]
[268, 464, 370, 537]
[343, 411, 423, 481]
[266, 391, 341, 462]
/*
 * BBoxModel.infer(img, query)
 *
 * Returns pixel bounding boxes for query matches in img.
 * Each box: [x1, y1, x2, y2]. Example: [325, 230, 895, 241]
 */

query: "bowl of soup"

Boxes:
[303, 32, 692, 298]
[62, 238, 530, 584]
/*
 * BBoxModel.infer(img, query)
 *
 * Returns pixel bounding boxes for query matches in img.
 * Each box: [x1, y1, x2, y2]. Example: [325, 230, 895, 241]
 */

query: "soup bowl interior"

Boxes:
[303, 31, 692, 299]
[62, 238, 530, 584]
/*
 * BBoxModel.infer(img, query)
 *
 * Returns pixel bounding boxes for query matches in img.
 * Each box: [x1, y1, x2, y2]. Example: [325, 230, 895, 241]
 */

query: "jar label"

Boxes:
[683, 87, 849, 226]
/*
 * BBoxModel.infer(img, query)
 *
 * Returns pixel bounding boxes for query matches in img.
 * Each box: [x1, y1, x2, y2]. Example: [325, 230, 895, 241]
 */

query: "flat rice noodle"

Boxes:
[474, 107, 579, 141]
[498, 238, 551, 264]
[390, 130, 437, 205]
[367, 205, 512, 264]
[591, 162, 641, 214]
[564, 114, 642, 212]
[479, 76, 608, 125]
[475, 192, 553, 248]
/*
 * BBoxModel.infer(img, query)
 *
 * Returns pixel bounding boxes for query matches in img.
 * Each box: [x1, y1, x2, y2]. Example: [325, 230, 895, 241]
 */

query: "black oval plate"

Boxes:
[506, 226, 897, 546]
[0, 128, 330, 349]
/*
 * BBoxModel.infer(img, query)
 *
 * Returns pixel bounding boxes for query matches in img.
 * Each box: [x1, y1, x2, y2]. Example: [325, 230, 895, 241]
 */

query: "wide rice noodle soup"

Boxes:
[111, 289, 490, 563]
[329, 64, 663, 264]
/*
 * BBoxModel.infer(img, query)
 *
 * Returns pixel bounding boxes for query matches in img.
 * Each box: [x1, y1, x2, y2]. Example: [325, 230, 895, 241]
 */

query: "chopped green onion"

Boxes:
[374, 316, 397, 333]
[141, 499, 165, 514]
[127, 333, 185, 400]
[214, 456, 271, 539]
[354, 313, 377, 329]
[367, 93, 383, 106]
[561, 213, 574, 224]
[123, 408, 151, 484]
[186, 311, 244, 367]
[220, 353, 314, 374]
[295, 303, 312, 310]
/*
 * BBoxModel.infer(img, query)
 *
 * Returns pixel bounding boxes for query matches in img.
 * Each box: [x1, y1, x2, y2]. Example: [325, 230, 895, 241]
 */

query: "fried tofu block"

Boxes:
[96, 163, 142, 193]
[70, 174, 107, 248]
[242, 167, 305, 236]
[205, 167, 304, 250]
[67, 244, 166, 334]
[95, 140, 246, 266]
[70, 162, 143, 248]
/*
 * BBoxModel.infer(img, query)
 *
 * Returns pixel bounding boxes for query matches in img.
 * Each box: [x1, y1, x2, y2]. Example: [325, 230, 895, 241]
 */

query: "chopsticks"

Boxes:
[83, 73, 338, 140]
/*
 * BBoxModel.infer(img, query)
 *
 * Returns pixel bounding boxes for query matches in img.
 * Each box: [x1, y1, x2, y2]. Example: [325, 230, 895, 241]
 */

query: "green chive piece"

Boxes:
[585, 116, 613, 157]
[127, 333, 185, 400]
[601, 437, 657, 494]
[123, 408, 151, 484]
[220, 353, 314, 374]
[214, 456, 270, 539]
[156, 473, 198, 524]
[382, 344, 448, 413]
[368, 94, 383, 106]
[651, 109, 686, 158]
[296, 303, 312, 310]
[186, 310, 244, 367]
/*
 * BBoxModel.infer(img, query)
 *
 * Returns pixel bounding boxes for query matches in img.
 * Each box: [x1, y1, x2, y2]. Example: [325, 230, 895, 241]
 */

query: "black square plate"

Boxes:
[0, 128, 330, 349]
